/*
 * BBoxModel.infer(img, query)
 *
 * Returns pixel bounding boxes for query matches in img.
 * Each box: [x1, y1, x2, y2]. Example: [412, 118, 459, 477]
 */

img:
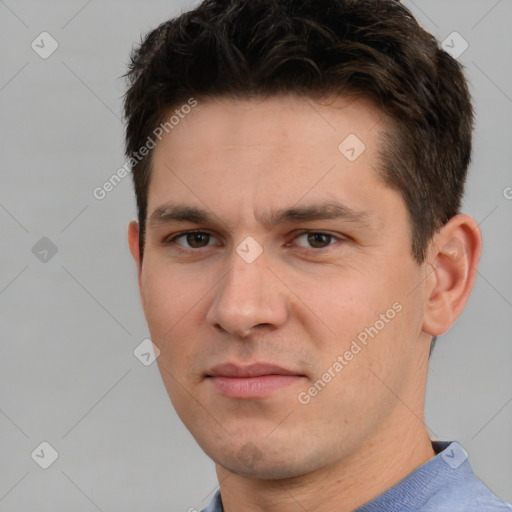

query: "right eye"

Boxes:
[164, 231, 221, 250]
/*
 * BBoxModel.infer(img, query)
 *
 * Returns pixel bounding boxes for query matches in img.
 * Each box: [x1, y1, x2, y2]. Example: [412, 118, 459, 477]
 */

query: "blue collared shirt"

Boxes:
[201, 441, 512, 511]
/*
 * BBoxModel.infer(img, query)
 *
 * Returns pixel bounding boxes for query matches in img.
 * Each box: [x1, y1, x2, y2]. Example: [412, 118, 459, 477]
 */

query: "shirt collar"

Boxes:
[355, 441, 471, 511]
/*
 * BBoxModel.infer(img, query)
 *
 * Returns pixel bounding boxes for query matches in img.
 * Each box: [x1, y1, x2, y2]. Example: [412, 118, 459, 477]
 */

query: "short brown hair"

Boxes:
[123, 0, 473, 268]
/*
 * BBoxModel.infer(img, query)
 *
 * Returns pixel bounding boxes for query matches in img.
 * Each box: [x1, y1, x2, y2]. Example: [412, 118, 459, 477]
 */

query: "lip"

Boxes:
[206, 362, 307, 399]
[207, 362, 301, 378]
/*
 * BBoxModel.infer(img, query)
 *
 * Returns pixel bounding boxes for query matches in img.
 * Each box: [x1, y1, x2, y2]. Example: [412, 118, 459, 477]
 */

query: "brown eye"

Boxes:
[186, 232, 210, 248]
[308, 233, 332, 248]
[170, 231, 218, 249]
[294, 232, 339, 249]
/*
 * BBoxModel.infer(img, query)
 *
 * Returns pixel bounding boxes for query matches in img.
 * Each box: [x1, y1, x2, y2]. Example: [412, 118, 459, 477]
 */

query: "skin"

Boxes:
[128, 93, 482, 512]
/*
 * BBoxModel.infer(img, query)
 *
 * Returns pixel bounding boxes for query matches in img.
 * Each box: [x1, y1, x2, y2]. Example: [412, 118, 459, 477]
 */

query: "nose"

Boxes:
[206, 247, 289, 338]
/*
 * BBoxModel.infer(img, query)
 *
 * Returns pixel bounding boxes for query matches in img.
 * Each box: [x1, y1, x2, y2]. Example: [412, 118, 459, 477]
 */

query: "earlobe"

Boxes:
[422, 214, 482, 336]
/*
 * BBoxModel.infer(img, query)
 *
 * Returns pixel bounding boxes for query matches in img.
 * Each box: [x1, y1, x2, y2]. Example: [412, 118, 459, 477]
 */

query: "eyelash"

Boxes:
[163, 230, 346, 252]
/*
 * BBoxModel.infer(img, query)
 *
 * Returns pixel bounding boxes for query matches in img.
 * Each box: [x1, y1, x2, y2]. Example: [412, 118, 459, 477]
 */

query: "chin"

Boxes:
[209, 440, 326, 480]
[222, 459, 306, 480]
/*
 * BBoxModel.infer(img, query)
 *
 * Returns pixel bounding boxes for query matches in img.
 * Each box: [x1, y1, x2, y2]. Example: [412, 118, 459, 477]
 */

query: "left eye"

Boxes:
[293, 232, 341, 249]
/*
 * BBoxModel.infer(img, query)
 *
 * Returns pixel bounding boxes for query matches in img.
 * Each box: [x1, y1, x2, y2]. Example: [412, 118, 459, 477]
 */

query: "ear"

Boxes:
[128, 221, 145, 308]
[422, 214, 482, 336]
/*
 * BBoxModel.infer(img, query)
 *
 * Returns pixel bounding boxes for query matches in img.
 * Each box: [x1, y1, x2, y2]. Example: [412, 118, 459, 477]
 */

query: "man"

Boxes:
[123, 0, 512, 510]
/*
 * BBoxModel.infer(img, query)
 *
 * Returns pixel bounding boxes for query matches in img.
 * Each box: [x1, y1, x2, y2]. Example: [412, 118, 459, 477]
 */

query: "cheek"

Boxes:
[291, 259, 421, 380]
[293, 305, 417, 441]
[140, 260, 210, 374]
[316, 279, 425, 416]
[288, 265, 385, 348]
[141, 263, 209, 414]
[141, 259, 199, 327]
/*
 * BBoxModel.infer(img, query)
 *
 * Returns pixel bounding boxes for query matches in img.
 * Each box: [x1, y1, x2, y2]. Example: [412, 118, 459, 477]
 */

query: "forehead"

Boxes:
[153, 93, 385, 158]
[147, 94, 395, 227]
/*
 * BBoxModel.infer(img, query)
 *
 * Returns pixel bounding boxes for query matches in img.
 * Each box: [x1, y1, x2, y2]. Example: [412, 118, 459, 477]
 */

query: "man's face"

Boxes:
[130, 94, 433, 479]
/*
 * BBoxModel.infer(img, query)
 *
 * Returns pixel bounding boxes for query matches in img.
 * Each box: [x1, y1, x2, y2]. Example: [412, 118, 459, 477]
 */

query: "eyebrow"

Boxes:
[147, 201, 371, 229]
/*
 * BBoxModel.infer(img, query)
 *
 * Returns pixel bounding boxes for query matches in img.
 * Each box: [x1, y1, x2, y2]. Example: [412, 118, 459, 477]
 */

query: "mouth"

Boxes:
[205, 362, 307, 399]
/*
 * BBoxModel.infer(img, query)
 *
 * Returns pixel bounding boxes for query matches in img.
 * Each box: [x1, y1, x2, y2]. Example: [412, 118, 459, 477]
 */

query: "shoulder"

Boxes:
[421, 469, 512, 511]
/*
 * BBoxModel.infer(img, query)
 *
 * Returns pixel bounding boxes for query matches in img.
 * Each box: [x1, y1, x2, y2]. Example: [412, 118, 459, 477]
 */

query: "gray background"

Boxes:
[1, 0, 511, 510]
